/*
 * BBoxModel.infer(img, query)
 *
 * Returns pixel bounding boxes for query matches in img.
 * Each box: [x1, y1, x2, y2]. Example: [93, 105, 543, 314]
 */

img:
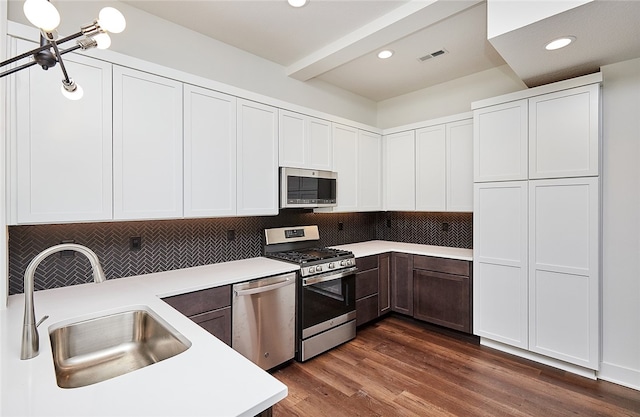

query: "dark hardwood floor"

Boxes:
[272, 315, 640, 417]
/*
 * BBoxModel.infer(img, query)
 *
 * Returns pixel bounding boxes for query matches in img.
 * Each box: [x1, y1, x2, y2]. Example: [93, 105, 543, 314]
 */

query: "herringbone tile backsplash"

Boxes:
[8, 211, 471, 295]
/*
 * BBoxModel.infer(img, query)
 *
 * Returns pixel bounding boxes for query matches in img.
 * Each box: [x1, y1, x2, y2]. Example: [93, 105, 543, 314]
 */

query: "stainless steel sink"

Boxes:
[49, 307, 191, 389]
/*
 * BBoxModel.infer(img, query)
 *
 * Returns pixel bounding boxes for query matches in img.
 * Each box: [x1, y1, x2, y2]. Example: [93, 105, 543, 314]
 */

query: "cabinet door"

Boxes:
[446, 119, 473, 212]
[357, 131, 383, 211]
[237, 99, 278, 216]
[414, 270, 471, 333]
[113, 66, 183, 220]
[474, 100, 528, 182]
[473, 181, 528, 349]
[391, 252, 413, 316]
[528, 177, 599, 369]
[14, 44, 112, 224]
[378, 253, 391, 315]
[384, 131, 415, 211]
[278, 109, 306, 168]
[184, 85, 237, 217]
[307, 117, 332, 171]
[331, 124, 359, 212]
[529, 84, 600, 179]
[416, 125, 446, 211]
[191, 307, 232, 346]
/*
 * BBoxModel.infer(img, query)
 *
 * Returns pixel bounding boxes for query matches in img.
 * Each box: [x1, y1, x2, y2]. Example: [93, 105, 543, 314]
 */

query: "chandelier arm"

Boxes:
[0, 43, 83, 78]
[47, 38, 70, 83]
[0, 31, 83, 70]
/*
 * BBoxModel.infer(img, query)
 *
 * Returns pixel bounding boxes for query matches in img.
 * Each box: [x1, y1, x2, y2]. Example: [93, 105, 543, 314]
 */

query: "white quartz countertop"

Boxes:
[331, 240, 473, 261]
[0, 257, 299, 417]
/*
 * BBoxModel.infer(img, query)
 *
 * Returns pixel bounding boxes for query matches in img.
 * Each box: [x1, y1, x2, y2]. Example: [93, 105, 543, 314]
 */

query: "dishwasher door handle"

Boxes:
[234, 275, 295, 297]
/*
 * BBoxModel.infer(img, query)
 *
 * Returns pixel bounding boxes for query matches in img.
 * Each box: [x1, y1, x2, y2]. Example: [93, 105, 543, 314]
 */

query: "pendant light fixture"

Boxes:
[0, 0, 126, 100]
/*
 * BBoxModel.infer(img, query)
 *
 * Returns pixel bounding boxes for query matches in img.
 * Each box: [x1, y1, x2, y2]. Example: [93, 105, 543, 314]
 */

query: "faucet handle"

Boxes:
[36, 315, 49, 328]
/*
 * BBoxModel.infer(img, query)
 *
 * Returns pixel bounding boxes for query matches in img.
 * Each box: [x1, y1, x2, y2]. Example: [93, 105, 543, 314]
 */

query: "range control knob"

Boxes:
[340, 260, 346, 266]
[308, 266, 315, 273]
[316, 265, 323, 272]
[329, 262, 335, 269]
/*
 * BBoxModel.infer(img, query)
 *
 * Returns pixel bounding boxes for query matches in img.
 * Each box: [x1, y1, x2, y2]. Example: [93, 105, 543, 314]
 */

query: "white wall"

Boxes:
[1, 0, 7, 309]
[599, 57, 640, 390]
[6, 0, 378, 126]
[376, 65, 526, 129]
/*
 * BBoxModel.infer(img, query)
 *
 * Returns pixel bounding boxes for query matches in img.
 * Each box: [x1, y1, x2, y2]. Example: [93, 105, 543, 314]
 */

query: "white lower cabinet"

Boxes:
[528, 177, 600, 369]
[474, 178, 600, 370]
[236, 99, 278, 216]
[473, 181, 529, 349]
[183, 85, 237, 217]
[113, 66, 184, 220]
[12, 40, 113, 224]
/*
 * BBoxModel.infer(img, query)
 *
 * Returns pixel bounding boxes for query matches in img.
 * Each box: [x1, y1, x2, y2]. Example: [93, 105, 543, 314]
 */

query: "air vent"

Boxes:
[417, 49, 448, 62]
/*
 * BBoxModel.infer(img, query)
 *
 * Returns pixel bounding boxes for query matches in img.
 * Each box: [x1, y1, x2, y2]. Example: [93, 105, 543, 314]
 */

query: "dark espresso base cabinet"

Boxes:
[413, 255, 472, 334]
[355, 255, 380, 326]
[162, 285, 232, 345]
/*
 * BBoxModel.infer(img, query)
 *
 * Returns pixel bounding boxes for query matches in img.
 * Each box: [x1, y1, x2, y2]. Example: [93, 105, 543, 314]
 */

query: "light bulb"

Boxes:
[23, 0, 60, 32]
[61, 81, 83, 100]
[287, 0, 308, 7]
[98, 7, 126, 33]
[377, 50, 394, 59]
[545, 36, 575, 51]
[93, 32, 111, 50]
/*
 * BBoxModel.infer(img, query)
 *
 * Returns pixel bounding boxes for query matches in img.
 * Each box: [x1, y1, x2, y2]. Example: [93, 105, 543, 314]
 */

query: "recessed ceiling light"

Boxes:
[377, 50, 394, 59]
[287, 0, 308, 7]
[545, 36, 576, 51]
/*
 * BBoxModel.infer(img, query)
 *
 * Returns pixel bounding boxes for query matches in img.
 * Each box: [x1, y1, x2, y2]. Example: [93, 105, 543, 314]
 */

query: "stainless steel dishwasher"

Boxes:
[232, 272, 296, 370]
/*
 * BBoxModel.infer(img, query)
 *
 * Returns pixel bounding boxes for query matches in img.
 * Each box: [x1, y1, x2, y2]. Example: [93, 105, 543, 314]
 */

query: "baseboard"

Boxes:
[480, 338, 597, 380]
[598, 362, 640, 391]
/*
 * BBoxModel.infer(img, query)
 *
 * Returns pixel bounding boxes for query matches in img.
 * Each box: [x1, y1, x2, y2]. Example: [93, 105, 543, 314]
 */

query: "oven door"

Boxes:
[299, 267, 356, 339]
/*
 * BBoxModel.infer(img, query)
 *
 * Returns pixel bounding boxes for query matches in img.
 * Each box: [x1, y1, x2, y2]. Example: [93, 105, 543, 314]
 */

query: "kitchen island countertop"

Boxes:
[0, 257, 299, 417]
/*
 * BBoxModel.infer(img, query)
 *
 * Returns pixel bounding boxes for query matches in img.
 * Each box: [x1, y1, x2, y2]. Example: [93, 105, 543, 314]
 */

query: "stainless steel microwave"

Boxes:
[280, 167, 337, 209]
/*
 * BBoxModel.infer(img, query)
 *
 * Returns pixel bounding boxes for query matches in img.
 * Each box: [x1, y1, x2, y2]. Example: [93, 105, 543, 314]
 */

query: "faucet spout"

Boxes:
[21, 243, 106, 360]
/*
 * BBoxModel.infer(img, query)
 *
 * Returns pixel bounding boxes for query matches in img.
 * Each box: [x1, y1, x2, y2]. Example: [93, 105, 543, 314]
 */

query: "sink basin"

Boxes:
[49, 307, 191, 389]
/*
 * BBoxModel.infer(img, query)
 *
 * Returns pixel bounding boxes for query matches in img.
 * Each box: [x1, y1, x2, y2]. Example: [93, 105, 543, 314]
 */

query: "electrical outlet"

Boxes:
[442, 222, 449, 232]
[227, 230, 236, 241]
[338, 222, 344, 231]
[130, 236, 142, 251]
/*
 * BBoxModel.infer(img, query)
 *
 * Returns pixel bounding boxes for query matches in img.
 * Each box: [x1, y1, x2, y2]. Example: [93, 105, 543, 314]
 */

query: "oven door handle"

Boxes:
[302, 267, 358, 287]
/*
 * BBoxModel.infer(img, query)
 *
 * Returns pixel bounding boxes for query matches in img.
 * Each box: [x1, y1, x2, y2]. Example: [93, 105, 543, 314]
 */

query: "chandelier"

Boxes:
[0, 0, 126, 100]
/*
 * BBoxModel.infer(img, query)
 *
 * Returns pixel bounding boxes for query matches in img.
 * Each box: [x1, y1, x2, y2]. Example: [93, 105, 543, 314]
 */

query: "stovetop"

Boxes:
[268, 247, 353, 264]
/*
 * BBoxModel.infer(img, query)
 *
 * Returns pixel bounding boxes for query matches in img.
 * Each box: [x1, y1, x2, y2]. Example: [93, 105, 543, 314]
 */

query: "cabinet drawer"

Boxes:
[163, 285, 231, 317]
[413, 255, 470, 276]
[356, 269, 378, 299]
[356, 255, 378, 271]
[191, 307, 231, 346]
[356, 294, 379, 326]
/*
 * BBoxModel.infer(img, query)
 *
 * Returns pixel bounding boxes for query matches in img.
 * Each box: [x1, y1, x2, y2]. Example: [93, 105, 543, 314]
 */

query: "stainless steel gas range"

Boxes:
[264, 225, 357, 362]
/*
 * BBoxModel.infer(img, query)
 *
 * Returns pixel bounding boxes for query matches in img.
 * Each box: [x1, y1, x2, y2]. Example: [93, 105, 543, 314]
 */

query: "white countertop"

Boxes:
[331, 240, 473, 261]
[0, 241, 471, 417]
[0, 257, 299, 417]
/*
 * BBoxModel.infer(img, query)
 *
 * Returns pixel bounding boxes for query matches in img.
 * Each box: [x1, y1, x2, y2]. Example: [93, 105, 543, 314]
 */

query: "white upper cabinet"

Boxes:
[279, 109, 332, 171]
[446, 119, 474, 211]
[330, 123, 359, 212]
[529, 84, 600, 179]
[113, 66, 183, 220]
[184, 85, 237, 218]
[384, 130, 416, 211]
[415, 125, 446, 211]
[357, 130, 383, 211]
[474, 100, 528, 182]
[237, 99, 279, 216]
[13, 42, 113, 224]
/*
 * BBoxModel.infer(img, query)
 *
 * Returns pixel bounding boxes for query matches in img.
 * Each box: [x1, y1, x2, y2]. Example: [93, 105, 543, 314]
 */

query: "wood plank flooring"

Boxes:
[272, 315, 640, 417]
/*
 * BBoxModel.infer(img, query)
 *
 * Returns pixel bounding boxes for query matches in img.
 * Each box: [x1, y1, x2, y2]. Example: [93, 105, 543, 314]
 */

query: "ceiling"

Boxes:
[117, 0, 640, 102]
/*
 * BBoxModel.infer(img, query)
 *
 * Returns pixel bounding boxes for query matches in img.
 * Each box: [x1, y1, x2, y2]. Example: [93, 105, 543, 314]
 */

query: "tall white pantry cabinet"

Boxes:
[472, 76, 601, 373]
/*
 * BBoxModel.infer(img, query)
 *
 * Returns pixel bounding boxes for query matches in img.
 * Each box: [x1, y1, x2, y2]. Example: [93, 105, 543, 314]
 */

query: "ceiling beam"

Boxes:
[286, 0, 483, 81]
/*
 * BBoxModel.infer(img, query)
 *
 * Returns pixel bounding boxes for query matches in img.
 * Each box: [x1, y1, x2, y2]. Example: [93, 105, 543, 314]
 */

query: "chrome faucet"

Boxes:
[21, 243, 106, 360]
